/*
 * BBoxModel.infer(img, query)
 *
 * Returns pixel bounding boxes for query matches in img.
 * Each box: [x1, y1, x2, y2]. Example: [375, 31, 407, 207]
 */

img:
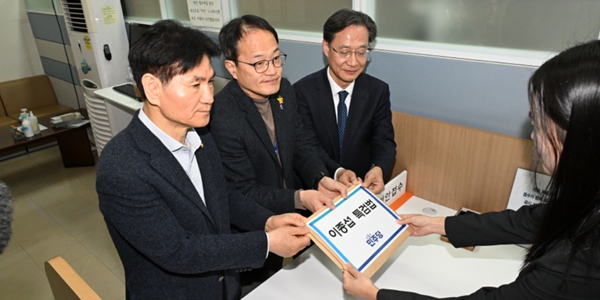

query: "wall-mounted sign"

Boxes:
[377, 170, 406, 204]
[187, 0, 224, 28]
[506, 168, 550, 211]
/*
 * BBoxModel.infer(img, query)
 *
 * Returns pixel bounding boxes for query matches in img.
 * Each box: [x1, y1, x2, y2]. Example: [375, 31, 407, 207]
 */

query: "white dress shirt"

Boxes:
[327, 66, 356, 123]
[327, 67, 357, 180]
[138, 107, 206, 204]
[139, 107, 270, 256]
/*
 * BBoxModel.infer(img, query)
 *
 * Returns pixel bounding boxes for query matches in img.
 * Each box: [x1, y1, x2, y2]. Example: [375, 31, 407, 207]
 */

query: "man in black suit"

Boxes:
[211, 15, 347, 215]
[294, 9, 396, 194]
[210, 15, 349, 292]
[96, 20, 310, 300]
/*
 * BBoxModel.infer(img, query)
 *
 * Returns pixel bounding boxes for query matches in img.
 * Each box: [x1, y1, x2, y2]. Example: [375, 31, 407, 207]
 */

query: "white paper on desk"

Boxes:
[17, 124, 48, 132]
[308, 186, 408, 272]
[506, 168, 550, 211]
[66, 120, 90, 128]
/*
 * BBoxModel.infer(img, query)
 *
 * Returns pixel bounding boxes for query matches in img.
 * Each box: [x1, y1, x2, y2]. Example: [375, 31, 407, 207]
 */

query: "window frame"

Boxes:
[359, 0, 581, 67]
[122, 0, 600, 67]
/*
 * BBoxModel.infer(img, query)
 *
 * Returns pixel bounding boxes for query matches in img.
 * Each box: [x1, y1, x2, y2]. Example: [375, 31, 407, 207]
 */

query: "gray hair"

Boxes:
[0, 181, 13, 254]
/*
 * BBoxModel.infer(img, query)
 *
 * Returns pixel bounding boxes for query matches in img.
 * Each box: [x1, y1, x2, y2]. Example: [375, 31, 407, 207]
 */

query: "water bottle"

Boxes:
[22, 117, 34, 138]
[19, 108, 27, 121]
[29, 111, 40, 134]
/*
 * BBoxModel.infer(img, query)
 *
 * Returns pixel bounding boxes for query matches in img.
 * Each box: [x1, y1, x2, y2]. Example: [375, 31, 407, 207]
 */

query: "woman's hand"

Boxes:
[397, 214, 446, 236]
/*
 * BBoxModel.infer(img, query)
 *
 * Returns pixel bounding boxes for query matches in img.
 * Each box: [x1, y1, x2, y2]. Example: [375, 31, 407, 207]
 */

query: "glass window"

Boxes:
[229, 0, 352, 34]
[121, 0, 162, 23]
[373, 0, 600, 53]
[25, 0, 62, 14]
[165, 0, 190, 23]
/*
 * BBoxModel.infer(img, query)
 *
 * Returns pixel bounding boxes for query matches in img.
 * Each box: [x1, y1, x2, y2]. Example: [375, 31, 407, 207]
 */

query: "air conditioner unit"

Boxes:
[60, 0, 129, 155]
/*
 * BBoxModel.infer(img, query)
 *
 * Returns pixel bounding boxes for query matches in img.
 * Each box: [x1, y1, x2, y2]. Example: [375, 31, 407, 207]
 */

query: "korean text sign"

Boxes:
[308, 186, 411, 277]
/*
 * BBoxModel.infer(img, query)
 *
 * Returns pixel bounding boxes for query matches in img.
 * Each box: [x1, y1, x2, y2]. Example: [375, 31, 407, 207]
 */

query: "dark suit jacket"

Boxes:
[97, 112, 274, 300]
[293, 67, 396, 179]
[210, 78, 328, 215]
[378, 205, 600, 299]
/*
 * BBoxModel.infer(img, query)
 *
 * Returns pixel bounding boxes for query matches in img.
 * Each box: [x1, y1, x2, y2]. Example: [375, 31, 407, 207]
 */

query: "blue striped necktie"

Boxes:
[338, 90, 348, 155]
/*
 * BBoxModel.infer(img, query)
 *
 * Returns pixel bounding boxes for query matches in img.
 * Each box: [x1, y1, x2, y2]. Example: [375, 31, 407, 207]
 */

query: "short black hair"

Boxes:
[219, 15, 278, 61]
[323, 9, 377, 44]
[128, 19, 220, 100]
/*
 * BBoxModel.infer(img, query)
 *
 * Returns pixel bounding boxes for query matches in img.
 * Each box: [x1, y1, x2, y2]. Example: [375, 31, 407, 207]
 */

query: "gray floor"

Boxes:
[0, 146, 125, 299]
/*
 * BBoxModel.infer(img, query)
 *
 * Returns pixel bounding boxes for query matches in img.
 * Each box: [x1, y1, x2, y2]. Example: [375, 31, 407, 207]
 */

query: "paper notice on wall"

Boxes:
[506, 168, 551, 211]
[102, 6, 118, 25]
[187, 0, 224, 28]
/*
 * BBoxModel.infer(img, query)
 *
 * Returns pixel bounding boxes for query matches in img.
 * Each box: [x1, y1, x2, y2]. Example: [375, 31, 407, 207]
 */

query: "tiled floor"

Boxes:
[0, 146, 125, 299]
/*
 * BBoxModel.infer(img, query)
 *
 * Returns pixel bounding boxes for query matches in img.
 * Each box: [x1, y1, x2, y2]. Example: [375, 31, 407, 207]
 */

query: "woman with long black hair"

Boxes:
[342, 40, 600, 299]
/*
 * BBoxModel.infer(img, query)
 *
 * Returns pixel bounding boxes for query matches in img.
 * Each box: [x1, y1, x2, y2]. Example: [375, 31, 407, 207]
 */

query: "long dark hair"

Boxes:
[526, 40, 600, 277]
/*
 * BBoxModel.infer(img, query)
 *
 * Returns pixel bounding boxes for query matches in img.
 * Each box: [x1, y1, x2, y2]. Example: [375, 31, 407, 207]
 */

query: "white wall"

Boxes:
[0, 0, 43, 82]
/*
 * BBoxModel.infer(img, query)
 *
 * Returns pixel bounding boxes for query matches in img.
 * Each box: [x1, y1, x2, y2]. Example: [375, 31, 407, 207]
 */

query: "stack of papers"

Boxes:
[51, 112, 89, 128]
[51, 112, 81, 123]
[16, 124, 48, 132]
[52, 119, 90, 128]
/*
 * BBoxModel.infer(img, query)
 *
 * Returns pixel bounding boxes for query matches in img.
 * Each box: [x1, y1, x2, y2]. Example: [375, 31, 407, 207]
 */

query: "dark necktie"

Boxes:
[338, 90, 348, 155]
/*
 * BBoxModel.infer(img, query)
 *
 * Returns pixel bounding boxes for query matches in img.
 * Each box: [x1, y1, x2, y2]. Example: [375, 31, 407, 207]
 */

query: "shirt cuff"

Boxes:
[265, 231, 270, 258]
[333, 167, 345, 181]
[294, 190, 305, 210]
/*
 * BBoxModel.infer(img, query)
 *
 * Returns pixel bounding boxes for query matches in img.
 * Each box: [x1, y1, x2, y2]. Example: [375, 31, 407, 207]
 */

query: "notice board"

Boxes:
[506, 168, 550, 211]
[307, 185, 413, 278]
[187, 0, 224, 28]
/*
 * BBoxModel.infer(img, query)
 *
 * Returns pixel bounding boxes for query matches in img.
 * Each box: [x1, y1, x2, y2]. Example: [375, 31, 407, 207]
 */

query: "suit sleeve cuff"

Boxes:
[294, 190, 305, 210]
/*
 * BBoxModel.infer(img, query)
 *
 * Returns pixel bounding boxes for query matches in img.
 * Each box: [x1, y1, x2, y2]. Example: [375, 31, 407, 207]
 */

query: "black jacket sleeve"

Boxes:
[376, 204, 600, 299]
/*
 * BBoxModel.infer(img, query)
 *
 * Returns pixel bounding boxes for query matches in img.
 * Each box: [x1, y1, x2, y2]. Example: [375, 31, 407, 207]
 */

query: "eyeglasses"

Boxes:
[236, 54, 287, 74]
[331, 46, 371, 60]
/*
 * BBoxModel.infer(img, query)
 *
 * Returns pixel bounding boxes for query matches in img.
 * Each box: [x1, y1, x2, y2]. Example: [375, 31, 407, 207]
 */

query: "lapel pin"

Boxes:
[277, 95, 284, 110]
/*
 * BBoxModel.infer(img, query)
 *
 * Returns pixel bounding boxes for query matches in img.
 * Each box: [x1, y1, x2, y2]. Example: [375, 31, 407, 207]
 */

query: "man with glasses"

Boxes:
[294, 9, 396, 194]
[210, 15, 348, 292]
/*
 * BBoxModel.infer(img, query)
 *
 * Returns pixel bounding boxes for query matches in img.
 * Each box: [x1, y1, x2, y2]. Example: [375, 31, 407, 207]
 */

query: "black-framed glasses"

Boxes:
[331, 46, 371, 60]
[236, 54, 287, 74]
